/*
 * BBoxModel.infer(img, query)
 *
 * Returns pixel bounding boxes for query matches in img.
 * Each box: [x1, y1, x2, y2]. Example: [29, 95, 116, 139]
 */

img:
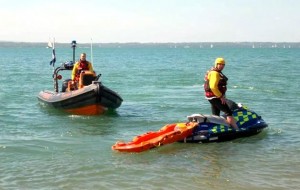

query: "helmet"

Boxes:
[215, 57, 225, 67]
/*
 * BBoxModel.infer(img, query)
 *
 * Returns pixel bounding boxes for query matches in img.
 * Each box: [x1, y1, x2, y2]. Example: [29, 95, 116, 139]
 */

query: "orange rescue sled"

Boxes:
[112, 122, 198, 153]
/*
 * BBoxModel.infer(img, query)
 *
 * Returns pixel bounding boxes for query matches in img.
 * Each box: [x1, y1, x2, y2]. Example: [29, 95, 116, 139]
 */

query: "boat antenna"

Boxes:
[71, 40, 77, 63]
[90, 38, 94, 65]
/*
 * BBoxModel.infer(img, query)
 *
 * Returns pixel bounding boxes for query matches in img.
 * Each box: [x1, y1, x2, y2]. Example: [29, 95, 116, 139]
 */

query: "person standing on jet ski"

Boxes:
[204, 57, 239, 130]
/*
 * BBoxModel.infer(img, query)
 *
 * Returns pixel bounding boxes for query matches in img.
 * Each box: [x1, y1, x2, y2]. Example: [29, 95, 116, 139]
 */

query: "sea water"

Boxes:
[0, 43, 300, 190]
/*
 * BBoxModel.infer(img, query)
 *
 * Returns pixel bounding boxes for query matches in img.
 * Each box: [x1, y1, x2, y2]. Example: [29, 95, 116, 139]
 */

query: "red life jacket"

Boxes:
[74, 61, 90, 81]
[204, 67, 228, 98]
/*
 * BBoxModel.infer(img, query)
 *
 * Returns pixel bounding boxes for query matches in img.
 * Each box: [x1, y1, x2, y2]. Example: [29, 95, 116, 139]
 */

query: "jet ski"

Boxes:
[183, 102, 268, 143]
[112, 100, 267, 153]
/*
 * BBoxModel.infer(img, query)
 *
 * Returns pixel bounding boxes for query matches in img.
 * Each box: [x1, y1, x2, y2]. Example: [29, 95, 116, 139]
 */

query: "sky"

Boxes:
[0, 0, 299, 43]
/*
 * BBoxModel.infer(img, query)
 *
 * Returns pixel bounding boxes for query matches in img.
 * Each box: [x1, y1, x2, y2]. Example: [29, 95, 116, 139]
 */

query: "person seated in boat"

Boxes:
[70, 53, 95, 90]
[203, 57, 239, 130]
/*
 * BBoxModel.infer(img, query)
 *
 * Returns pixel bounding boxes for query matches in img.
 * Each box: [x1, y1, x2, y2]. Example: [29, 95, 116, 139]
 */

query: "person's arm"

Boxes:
[209, 71, 222, 98]
[71, 63, 78, 80]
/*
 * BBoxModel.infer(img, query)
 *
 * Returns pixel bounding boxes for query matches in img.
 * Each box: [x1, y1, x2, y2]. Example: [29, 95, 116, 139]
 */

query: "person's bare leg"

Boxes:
[227, 116, 239, 130]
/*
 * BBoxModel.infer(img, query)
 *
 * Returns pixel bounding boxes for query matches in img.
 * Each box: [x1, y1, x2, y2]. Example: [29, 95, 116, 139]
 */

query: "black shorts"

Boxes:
[208, 98, 233, 116]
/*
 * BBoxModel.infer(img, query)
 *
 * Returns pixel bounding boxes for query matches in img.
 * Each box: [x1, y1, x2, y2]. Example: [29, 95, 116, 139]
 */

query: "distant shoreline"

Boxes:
[1, 41, 299, 48]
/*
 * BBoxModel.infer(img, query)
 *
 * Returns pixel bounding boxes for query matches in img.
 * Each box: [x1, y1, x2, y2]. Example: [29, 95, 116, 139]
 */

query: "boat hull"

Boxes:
[37, 82, 122, 115]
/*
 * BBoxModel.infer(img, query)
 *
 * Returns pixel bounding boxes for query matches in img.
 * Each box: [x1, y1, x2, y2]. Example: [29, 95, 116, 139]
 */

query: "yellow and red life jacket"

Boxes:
[204, 67, 228, 98]
[74, 61, 90, 81]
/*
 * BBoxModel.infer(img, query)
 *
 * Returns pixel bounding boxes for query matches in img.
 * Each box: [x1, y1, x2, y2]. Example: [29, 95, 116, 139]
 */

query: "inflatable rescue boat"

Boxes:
[112, 102, 267, 152]
[38, 41, 123, 115]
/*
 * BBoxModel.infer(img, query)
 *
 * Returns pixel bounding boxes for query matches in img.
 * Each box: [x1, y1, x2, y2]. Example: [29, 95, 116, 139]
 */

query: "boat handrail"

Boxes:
[52, 61, 74, 92]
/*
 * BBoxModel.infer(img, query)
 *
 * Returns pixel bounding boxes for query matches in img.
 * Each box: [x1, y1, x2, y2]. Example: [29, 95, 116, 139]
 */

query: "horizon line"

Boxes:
[1, 40, 300, 44]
